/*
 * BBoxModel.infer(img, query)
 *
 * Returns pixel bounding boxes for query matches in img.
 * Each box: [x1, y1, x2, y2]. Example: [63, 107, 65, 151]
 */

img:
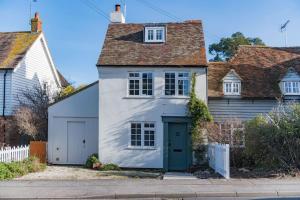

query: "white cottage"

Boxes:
[48, 5, 208, 171]
[97, 6, 208, 171]
[0, 13, 67, 145]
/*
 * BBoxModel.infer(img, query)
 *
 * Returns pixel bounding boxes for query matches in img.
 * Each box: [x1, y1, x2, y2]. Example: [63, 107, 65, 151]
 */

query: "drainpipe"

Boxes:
[2, 70, 8, 117]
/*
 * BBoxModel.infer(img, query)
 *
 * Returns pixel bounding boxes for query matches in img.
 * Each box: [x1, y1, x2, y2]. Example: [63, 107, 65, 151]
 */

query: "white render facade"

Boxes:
[98, 67, 207, 168]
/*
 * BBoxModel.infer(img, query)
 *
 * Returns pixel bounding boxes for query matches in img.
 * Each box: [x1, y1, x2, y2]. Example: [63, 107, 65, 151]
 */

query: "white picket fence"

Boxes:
[0, 145, 29, 163]
[208, 143, 230, 179]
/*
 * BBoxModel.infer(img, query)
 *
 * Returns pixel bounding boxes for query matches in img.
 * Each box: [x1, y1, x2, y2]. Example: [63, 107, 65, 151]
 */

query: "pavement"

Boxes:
[1, 178, 300, 199]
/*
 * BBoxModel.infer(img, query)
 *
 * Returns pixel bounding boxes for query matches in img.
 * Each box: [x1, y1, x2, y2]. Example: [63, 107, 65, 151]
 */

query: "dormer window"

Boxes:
[224, 81, 241, 95]
[145, 27, 165, 43]
[284, 81, 300, 95]
[222, 69, 242, 96]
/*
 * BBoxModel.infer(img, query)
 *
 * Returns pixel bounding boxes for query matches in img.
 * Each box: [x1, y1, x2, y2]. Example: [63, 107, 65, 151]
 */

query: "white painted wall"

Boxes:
[98, 67, 207, 168]
[48, 82, 98, 164]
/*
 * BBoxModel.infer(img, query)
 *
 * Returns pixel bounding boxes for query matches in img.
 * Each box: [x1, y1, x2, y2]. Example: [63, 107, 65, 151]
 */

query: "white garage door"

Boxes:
[49, 117, 98, 165]
[67, 121, 86, 164]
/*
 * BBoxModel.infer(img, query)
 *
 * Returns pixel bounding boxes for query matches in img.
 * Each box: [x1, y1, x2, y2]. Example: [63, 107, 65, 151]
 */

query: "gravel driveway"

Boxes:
[16, 165, 161, 180]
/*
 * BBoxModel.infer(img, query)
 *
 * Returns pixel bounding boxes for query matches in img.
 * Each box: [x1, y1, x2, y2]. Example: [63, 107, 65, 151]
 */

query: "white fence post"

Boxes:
[0, 145, 30, 163]
[208, 143, 230, 179]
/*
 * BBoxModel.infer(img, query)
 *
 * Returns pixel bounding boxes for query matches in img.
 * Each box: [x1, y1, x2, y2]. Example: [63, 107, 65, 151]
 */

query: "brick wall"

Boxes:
[0, 116, 20, 147]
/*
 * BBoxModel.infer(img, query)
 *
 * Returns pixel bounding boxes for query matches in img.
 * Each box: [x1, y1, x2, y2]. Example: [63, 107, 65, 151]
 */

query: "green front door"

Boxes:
[168, 123, 188, 171]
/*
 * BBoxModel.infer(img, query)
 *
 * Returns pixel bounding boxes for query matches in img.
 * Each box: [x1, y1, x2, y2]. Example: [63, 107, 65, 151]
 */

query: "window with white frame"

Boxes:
[130, 122, 155, 148]
[284, 81, 300, 95]
[145, 27, 165, 43]
[128, 72, 153, 96]
[165, 72, 190, 96]
[223, 81, 241, 95]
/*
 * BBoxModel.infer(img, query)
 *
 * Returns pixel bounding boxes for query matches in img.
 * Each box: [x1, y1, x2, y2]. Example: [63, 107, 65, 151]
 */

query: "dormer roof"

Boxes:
[222, 69, 242, 81]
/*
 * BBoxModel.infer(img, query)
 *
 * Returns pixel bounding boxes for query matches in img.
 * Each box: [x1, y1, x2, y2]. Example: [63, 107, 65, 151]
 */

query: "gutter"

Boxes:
[2, 70, 8, 117]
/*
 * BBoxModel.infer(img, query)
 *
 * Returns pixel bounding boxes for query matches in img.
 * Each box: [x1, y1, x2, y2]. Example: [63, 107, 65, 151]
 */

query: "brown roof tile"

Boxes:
[208, 46, 300, 99]
[97, 21, 207, 66]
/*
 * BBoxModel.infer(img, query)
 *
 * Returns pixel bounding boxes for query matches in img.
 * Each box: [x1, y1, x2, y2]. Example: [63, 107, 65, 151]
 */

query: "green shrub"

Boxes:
[0, 156, 45, 180]
[5, 162, 28, 177]
[23, 157, 46, 173]
[245, 103, 300, 170]
[0, 163, 14, 180]
[85, 153, 100, 169]
[100, 163, 120, 171]
[230, 147, 255, 168]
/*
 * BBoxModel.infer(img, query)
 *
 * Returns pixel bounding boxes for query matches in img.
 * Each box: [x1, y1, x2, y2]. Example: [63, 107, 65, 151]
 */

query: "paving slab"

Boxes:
[163, 172, 197, 180]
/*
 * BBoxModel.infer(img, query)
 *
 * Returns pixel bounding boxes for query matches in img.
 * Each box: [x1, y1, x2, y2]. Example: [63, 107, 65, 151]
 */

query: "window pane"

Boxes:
[131, 123, 141, 146]
[156, 29, 163, 40]
[165, 73, 175, 95]
[144, 123, 155, 147]
[148, 30, 154, 40]
[178, 73, 190, 96]
[142, 73, 153, 96]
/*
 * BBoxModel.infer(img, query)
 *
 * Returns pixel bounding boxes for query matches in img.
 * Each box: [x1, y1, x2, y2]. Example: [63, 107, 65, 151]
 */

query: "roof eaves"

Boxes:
[48, 81, 99, 107]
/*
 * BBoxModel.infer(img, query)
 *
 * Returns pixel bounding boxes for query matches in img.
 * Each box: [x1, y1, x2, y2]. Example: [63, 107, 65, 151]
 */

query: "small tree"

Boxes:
[9, 84, 51, 141]
[209, 32, 265, 61]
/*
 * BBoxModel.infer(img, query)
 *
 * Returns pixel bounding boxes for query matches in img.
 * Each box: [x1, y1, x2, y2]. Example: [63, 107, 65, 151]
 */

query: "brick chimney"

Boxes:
[110, 4, 125, 23]
[31, 12, 42, 33]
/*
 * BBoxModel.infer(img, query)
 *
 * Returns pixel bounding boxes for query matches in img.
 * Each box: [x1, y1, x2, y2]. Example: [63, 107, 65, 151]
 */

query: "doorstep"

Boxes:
[163, 172, 197, 180]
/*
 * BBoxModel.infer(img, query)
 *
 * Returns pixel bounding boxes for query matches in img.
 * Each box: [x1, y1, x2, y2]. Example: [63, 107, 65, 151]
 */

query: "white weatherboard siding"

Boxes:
[10, 34, 60, 115]
[48, 82, 98, 164]
[98, 67, 207, 168]
[208, 99, 278, 122]
[0, 71, 12, 116]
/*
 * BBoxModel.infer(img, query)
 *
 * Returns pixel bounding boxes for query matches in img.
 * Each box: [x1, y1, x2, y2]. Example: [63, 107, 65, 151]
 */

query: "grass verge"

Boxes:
[0, 157, 46, 180]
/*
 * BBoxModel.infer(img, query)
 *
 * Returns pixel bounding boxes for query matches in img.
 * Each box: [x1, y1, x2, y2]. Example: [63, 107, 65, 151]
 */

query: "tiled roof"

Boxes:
[97, 21, 207, 66]
[57, 70, 69, 88]
[0, 32, 41, 69]
[208, 46, 300, 99]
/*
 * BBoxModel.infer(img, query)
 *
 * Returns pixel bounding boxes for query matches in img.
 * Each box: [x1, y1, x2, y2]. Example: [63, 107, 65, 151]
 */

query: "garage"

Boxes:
[48, 81, 99, 165]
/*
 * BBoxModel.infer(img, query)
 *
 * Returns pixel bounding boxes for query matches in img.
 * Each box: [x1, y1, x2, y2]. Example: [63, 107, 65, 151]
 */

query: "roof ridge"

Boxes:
[238, 45, 300, 49]
[109, 20, 202, 25]
[0, 31, 32, 34]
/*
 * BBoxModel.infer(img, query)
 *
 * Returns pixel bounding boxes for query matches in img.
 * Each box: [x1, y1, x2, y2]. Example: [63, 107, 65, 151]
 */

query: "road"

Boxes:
[0, 179, 300, 199]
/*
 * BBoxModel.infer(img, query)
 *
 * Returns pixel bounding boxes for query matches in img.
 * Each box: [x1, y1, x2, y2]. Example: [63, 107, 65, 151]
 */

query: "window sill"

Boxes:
[224, 94, 241, 96]
[159, 96, 190, 99]
[284, 93, 300, 95]
[123, 96, 155, 99]
[126, 147, 156, 150]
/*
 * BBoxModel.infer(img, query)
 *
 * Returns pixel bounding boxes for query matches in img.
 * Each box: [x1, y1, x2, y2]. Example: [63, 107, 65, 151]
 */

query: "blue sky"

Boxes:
[1, 0, 300, 85]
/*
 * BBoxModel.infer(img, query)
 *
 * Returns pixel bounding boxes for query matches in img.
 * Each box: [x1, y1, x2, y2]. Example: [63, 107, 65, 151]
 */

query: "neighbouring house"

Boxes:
[208, 45, 300, 145]
[48, 4, 208, 171]
[0, 13, 67, 146]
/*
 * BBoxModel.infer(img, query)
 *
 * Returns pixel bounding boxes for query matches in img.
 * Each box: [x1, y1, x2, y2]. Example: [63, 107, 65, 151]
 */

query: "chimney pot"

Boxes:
[34, 12, 39, 19]
[115, 4, 121, 12]
[110, 4, 125, 23]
